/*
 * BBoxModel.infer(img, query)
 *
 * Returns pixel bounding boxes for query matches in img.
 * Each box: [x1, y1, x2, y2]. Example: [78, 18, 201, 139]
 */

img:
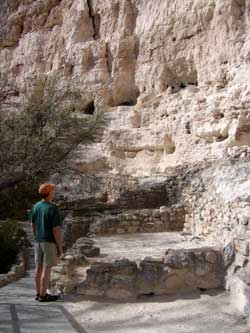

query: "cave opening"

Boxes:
[84, 101, 95, 115]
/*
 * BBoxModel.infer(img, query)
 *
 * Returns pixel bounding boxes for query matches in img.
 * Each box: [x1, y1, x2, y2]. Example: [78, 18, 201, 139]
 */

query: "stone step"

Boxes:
[52, 232, 225, 300]
[77, 245, 225, 300]
[66, 206, 186, 244]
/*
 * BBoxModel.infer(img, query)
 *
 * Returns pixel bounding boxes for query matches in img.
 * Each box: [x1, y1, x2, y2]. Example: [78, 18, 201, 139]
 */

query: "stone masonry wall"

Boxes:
[177, 151, 250, 316]
[63, 205, 185, 247]
[77, 247, 224, 299]
[87, 205, 185, 236]
[0, 253, 26, 288]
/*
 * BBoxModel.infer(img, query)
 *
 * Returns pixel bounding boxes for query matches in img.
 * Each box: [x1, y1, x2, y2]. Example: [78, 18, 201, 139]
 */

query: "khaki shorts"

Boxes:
[35, 242, 58, 267]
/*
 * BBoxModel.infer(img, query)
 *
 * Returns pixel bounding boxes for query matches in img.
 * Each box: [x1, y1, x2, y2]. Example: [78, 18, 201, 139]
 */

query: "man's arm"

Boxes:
[53, 226, 63, 257]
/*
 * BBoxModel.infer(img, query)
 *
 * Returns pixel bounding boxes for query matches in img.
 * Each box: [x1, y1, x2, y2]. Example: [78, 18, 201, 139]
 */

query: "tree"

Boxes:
[0, 74, 104, 193]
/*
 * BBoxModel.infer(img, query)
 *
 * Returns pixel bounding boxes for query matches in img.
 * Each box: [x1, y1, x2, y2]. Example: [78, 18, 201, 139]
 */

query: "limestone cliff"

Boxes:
[1, 0, 250, 176]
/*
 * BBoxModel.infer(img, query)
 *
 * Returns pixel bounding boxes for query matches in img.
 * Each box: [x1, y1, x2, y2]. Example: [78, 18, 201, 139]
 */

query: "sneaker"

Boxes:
[38, 293, 59, 302]
[35, 293, 40, 301]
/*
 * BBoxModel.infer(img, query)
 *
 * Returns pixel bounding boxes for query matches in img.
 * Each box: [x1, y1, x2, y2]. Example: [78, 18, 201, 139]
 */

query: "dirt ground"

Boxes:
[92, 231, 221, 262]
[64, 289, 249, 333]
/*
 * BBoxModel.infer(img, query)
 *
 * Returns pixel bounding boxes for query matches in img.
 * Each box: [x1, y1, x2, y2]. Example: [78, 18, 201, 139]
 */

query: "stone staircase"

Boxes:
[51, 225, 226, 299]
[63, 205, 186, 249]
[53, 177, 227, 300]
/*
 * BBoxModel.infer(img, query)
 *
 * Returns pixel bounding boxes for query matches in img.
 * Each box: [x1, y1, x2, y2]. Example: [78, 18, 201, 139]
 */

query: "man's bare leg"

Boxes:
[35, 265, 43, 295]
[40, 266, 51, 296]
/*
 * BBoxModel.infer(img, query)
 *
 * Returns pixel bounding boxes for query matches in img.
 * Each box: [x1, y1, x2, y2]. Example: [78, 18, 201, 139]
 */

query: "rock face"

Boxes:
[1, 0, 250, 175]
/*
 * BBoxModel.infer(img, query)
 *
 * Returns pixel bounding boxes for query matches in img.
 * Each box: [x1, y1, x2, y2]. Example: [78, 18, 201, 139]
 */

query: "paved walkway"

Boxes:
[0, 222, 86, 332]
[0, 270, 87, 333]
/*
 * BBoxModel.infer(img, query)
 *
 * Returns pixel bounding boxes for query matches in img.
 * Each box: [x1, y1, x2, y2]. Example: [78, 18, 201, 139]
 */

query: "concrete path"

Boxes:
[0, 222, 86, 332]
[0, 271, 86, 333]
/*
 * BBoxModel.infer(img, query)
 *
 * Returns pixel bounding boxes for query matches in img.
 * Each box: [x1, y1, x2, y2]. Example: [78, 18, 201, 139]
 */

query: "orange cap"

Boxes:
[39, 183, 55, 196]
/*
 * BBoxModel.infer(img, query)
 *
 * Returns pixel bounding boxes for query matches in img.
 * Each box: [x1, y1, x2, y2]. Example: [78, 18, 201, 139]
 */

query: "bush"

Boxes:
[0, 181, 39, 219]
[0, 74, 105, 193]
[0, 74, 105, 218]
[0, 219, 31, 273]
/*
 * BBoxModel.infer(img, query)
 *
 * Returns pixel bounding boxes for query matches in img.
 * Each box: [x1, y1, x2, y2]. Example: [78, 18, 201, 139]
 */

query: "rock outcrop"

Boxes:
[1, 0, 250, 175]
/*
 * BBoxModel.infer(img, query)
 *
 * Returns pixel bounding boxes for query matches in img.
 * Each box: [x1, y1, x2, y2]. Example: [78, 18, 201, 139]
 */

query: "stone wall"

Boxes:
[182, 154, 250, 243]
[72, 155, 250, 302]
[174, 152, 250, 316]
[63, 205, 185, 247]
[88, 205, 185, 236]
[77, 247, 224, 299]
[61, 174, 185, 247]
[0, 253, 26, 288]
[53, 154, 250, 308]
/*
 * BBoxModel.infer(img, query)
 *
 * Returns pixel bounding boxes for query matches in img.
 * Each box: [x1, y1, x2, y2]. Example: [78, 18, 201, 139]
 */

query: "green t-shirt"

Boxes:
[29, 200, 61, 243]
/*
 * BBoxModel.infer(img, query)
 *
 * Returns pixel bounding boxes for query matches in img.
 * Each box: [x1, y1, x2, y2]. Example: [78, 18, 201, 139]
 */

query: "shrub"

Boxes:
[0, 74, 105, 218]
[0, 219, 31, 273]
[0, 74, 105, 193]
[0, 182, 39, 219]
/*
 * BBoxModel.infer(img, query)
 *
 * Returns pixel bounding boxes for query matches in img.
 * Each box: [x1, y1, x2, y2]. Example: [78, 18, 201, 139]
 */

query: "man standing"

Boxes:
[29, 183, 63, 302]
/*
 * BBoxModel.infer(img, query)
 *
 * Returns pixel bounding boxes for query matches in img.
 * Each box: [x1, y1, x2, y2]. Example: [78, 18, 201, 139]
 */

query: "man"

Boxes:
[29, 183, 63, 302]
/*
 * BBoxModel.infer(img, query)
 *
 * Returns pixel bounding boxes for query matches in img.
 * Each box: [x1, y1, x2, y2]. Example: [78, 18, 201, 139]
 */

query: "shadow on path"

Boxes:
[0, 303, 87, 333]
[0, 270, 87, 333]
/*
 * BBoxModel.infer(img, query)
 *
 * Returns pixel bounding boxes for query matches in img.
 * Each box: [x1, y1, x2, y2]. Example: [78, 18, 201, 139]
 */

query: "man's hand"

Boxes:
[31, 223, 35, 236]
[53, 226, 63, 258]
[57, 246, 63, 258]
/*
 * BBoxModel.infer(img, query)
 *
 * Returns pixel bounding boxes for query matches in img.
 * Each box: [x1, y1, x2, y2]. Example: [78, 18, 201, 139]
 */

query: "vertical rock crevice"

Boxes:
[111, 1, 140, 106]
[105, 43, 113, 75]
[87, 0, 100, 40]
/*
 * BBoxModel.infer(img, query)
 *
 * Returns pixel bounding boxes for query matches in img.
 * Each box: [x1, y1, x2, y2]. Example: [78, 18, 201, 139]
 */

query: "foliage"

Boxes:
[0, 219, 31, 274]
[0, 182, 39, 219]
[0, 74, 105, 194]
